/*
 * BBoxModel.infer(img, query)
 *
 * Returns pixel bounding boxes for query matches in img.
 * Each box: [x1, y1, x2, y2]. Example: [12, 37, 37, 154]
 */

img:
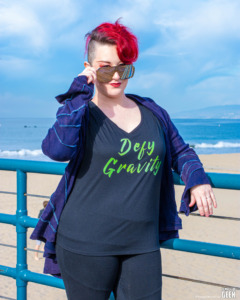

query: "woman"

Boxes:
[30, 19, 217, 300]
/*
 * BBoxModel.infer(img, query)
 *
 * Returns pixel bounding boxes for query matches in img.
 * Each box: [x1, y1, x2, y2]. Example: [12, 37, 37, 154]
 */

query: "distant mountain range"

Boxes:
[171, 105, 240, 119]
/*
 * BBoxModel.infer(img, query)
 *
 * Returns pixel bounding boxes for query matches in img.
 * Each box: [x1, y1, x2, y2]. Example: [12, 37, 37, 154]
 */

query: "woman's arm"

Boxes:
[165, 111, 217, 216]
[41, 75, 93, 162]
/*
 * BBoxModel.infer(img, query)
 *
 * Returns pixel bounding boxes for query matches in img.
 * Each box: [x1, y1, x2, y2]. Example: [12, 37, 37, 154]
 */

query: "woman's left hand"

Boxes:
[189, 184, 217, 217]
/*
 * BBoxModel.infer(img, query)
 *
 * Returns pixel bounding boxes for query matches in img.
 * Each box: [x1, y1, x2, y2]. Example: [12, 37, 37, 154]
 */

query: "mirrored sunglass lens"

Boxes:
[116, 65, 127, 77]
[122, 65, 135, 79]
[96, 65, 135, 82]
[97, 67, 115, 82]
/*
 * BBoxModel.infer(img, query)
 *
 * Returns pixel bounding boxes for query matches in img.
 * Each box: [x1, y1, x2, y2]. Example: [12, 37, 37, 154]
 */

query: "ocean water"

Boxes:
[0, 117, 239, 162]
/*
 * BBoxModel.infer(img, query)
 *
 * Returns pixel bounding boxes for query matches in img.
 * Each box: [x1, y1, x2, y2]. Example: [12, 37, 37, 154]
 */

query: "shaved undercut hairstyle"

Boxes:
[84, 18, 139, 65]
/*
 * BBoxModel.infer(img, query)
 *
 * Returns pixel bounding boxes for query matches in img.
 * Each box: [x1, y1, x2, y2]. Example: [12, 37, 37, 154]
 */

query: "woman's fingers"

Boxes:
[190, 184, 217, 217]
[199, 190, 217, 216]
[196, 195, 209, 217]
[196, 196, 205, 216]
[210, 190, 217, 208]
[204, 187, 217, 215]
[78, 67, 97, 84]
[86, 73, 93, 84]
[203, 194, 212, 216]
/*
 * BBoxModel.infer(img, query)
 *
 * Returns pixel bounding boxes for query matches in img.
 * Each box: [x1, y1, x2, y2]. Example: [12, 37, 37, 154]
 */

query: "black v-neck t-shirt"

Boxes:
[56, 99, 166, 255]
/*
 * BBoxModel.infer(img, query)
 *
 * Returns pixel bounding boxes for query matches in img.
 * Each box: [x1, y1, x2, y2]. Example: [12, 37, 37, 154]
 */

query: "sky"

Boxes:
[0, 0, 240, 118]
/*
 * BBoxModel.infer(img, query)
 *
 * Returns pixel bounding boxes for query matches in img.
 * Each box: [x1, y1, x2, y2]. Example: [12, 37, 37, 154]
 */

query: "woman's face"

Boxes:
[85, 43, 129, 99]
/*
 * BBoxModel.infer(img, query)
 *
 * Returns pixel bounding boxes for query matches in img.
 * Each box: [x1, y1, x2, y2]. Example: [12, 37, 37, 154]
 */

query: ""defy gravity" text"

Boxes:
[102, 138, 162, 178]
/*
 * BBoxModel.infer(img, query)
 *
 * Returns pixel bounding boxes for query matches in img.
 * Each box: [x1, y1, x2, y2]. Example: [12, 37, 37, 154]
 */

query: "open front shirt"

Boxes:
[30, 75, 211, 278]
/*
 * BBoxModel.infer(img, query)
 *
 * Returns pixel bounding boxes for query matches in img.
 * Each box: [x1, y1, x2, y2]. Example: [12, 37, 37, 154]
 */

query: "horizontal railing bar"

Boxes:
[1, 158, 240, 190]
[0, 191, 16, 195]
[162, 273, 240, 290]
[0, 240, 238, 260]
[1, 233, 238, 260]
[172, 171, 240, 190]
[0, 295, 16, 300]
[19, 270, 65, 289]
[1, 197, 239, 221]
[0, 214, 38, 228]
[2, 212, 239, 260]
[0, 213, 16, 225]
[18, 216, 240, 259]
[24, 193, 49, 199]
[19, 216, 38, 228]
[1, 208, 239, 224]
[6, 212, 240, 236]
[0, 243, 44, 253]
[24, 248, 44, 253]
[178, 212, 240, 221]
[0, 265, 16, 279]
[1, 191, 240, 221]
[0, 243, 17, 249]
[1, 197, 239, 222]
[0, 158, 66, 175]
[1, 263, 239, 291]
[0, 266, 64, 288]
[0, 191, 50, 199]
[0, 214, 37, 228]
[0, 238, 238, 260]
[160, 239, 240, 259]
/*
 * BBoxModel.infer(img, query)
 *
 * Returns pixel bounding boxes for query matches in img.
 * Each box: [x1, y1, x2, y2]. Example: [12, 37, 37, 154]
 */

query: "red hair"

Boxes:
[84, 18, 139, 64]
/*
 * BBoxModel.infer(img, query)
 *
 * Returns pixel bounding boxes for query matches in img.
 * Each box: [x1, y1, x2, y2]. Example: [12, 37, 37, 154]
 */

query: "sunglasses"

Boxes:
[96, 64, 135, 83]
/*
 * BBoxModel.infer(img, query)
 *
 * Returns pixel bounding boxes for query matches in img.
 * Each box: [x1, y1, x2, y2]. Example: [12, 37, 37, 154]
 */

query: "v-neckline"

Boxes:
[89, 99, 143, 135]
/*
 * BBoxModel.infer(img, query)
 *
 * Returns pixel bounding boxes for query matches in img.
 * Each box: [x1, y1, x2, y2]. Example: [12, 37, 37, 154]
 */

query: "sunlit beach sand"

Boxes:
[0, 153, 239, 299]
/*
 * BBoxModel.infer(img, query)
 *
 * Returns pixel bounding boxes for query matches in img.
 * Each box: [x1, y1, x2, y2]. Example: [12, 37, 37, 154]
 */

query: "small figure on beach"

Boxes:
[34, 200, 49, 261]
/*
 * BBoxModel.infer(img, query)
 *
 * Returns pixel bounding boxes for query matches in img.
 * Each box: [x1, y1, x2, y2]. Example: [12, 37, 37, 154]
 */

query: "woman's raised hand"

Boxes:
[78, 66, 97, 85]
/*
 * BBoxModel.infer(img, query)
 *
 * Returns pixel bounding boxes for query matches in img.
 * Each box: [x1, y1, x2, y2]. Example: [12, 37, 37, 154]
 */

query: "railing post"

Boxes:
[16, 169, 28, 300]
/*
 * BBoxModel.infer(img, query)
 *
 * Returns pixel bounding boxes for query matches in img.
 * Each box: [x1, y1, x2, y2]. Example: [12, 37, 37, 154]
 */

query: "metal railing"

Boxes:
[0, 158, 240, 300]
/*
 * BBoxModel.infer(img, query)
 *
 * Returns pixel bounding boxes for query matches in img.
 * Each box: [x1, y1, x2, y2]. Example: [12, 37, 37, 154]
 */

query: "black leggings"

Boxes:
[55, 243, 162, 300]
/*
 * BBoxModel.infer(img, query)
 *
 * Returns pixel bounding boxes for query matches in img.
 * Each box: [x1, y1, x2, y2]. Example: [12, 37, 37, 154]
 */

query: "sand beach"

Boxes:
[0, 153, 240, 299]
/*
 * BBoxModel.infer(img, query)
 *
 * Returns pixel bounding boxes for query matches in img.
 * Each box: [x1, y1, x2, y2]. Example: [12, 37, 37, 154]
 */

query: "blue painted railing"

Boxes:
[0, 158, 240, 299]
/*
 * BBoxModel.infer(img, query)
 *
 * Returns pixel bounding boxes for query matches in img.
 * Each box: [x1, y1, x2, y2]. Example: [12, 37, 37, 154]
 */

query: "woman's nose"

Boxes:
[112, 71, 120, 80]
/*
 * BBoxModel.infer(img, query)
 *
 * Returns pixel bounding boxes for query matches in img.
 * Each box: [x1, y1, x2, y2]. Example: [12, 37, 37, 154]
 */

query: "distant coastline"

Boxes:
[171, 104, 240, 119]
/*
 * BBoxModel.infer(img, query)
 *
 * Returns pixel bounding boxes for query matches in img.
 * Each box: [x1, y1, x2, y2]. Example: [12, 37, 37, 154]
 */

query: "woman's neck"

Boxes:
[91, 90, 131, 109]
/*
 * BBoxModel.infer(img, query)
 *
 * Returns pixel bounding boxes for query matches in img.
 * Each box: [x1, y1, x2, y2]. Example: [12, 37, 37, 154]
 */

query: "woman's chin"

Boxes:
[101, 88, 125, 98]
[107, 91, 125, 98]
[96, 82, 127, 98]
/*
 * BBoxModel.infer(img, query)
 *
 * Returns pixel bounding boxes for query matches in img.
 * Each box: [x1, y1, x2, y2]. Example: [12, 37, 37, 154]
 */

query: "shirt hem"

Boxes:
[56, 240, 160, 256]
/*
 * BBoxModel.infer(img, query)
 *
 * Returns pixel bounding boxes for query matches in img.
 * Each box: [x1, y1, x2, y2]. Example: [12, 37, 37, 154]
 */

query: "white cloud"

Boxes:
[131, 71, 173, 89]
[0, 3, 47, 52]
[103, 0, 156, 31]
[133, 0, 240, 61]
[185, 73, 240, 106]
[0, 0, 80, 54]
[153, 0, 240, 46]
[1, 0, 240, 56]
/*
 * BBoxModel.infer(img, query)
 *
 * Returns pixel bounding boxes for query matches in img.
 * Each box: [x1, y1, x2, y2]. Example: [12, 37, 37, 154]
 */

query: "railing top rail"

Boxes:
[0, 158, 239, 190]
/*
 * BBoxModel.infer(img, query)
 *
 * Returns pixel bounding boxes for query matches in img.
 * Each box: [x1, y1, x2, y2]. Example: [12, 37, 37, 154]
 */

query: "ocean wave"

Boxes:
[194, 141, 240, 148]
[1, 142, 239, 158]
[0, 149, 42, 157]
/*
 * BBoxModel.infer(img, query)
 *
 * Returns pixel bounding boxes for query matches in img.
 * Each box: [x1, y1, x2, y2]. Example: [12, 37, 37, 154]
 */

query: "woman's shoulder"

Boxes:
[126, 93, 171, 122]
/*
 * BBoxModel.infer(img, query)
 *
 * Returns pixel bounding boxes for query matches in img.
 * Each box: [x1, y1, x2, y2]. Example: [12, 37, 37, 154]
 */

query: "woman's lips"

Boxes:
[110, 83, 121, 87]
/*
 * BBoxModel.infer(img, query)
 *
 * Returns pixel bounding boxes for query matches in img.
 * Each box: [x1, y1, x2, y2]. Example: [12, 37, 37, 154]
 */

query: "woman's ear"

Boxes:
[84, 61, 91, 68]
